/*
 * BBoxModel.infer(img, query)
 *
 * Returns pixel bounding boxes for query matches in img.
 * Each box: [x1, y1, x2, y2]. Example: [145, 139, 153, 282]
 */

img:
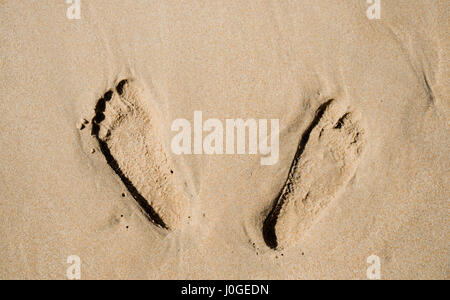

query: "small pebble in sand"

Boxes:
[77, 119, 89, 130]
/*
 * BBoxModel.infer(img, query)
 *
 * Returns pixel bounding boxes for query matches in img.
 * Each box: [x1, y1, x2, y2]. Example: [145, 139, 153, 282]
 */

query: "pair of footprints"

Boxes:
[91, 79, 365, 250]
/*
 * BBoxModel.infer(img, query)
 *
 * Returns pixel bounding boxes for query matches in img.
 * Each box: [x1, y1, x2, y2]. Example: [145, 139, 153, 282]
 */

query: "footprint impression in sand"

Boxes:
[263, 99, 366, 250]
[91, 79, 189, 230]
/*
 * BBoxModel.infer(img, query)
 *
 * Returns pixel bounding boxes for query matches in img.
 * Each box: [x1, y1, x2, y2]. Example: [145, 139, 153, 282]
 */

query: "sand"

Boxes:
[0, 0, 448, 279]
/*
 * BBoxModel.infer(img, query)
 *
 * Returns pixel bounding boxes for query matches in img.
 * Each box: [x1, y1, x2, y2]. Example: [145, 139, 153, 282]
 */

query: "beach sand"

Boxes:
[0, 0, 448, 279]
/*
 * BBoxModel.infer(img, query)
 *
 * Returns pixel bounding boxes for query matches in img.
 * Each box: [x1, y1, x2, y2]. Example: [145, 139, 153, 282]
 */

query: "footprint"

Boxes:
[91, 79, 189, 230]
[263, 99, 366, 250]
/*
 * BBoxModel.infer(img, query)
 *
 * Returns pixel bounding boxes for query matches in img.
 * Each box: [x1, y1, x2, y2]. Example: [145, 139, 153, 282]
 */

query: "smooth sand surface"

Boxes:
[0, 0, 448, 279]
